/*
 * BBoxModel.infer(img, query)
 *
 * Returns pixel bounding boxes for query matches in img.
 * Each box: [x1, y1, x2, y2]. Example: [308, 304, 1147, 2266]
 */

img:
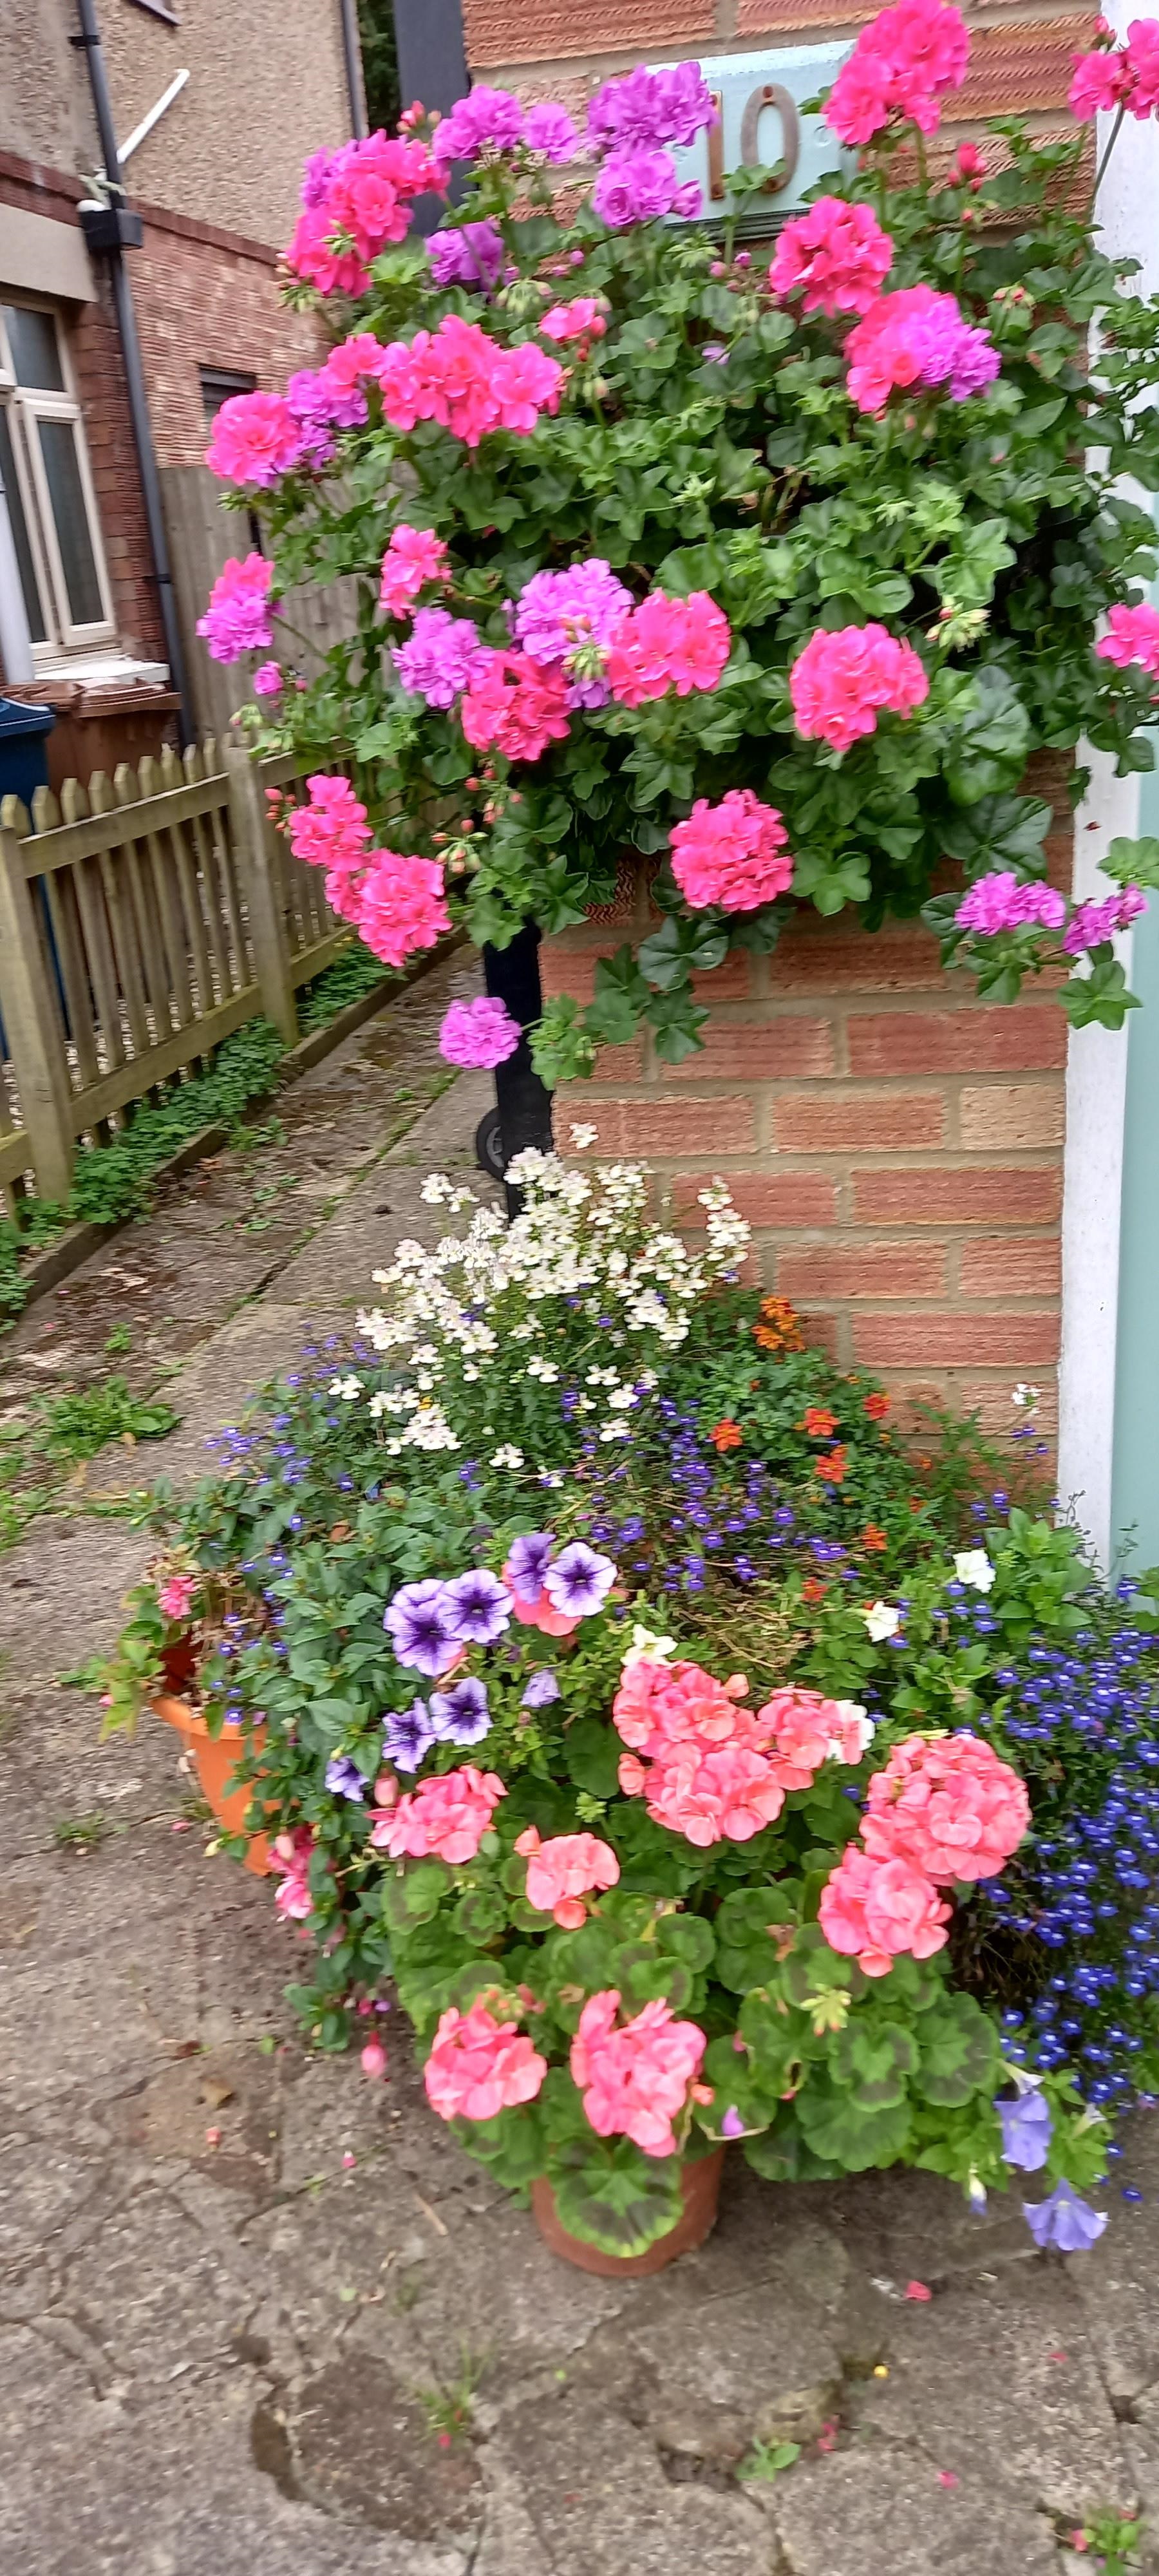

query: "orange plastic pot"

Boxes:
[153, 1694, 272, 1875]
[531, 2146, 724, 2277]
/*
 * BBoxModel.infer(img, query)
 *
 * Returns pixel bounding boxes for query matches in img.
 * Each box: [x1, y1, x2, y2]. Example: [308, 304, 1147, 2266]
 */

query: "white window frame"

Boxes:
[0, 296, 117, 665]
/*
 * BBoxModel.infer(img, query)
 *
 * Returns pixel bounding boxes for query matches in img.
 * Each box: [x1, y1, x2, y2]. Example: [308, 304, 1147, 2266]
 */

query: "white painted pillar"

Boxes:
[1056, 32, 1159, 1563]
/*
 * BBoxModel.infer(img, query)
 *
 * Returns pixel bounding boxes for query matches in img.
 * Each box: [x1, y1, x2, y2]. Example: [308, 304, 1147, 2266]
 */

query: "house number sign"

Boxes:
[658, 41, 853, 223]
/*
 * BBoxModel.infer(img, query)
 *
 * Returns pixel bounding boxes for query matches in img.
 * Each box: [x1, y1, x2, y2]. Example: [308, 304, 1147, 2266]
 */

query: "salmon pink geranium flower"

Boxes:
[373, 1764, 505, 1862]
[818, 1844, 952, 1975]
[570, 1989, 706, 2154]
[424, 2002, 547, 2121]
[861, 1732, 1030, 1882]
[514, 1826, 620, 1926]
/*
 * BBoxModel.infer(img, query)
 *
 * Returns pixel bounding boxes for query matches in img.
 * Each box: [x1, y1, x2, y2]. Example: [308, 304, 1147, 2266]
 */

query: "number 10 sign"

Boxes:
[659, 41, 853, 224]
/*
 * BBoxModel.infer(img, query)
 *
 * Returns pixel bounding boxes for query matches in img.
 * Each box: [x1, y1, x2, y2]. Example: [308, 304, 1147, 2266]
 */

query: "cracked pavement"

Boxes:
[1, 959, 1157, 2573]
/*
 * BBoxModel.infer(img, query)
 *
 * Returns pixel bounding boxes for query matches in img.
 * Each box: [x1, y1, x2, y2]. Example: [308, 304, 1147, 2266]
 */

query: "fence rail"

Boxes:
[0, 739, 348, 1213]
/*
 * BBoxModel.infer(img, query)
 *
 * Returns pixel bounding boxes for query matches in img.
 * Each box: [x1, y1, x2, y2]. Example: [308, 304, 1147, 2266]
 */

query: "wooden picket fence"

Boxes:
[0, 739, 349, 1213]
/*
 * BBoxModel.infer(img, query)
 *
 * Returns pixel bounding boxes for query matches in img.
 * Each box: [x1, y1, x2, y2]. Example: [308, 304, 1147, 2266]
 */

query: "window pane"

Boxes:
[2, 305, 66, 393]
[37, 419, 104, 627]
[200, 367, 256, 423]
[0, 406, 48, 644]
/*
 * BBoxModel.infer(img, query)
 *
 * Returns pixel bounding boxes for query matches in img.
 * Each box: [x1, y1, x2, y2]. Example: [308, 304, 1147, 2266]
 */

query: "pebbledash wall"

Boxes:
[460, 0, 1159, 1556]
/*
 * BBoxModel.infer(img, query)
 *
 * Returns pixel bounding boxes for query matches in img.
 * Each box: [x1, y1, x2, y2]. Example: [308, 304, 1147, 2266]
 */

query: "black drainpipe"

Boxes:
[71, 0, 194, 746]
[339, 0, 367, 138]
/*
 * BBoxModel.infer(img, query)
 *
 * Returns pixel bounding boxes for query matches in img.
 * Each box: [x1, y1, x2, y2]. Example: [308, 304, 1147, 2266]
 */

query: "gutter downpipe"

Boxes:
[339, 0, 367, 139]
[72, 0, 194, 745]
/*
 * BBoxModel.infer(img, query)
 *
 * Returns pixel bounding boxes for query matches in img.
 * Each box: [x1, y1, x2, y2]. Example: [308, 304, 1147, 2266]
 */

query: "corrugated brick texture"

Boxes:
[133, 209, 326, 473]
[543, 757, 1073, 1435]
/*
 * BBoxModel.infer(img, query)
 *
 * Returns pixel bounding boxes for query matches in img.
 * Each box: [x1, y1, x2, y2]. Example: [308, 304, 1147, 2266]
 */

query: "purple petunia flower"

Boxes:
[997, 2090, 1053, 2172]
[325, 1752, 368, 1801]
[1022, 2181, 1107, 2253]
[507, 1530, 554, 1605]
[525, 101, 580, 162]
[384, 1580, 459, 1677]
[383, 1696, 436, 1772]
[522, 1667, 561, 1709]
[444, 1567, 513, 1647]
[429, 1676, 491, 1747]
[543, 1542, 616, 1618]
[392, 607, 489, 711]
[721, 2106, 745, 2139]
[427, 218, 505, 293]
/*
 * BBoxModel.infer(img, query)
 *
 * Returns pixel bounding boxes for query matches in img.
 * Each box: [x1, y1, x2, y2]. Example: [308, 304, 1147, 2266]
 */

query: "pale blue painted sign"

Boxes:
[657, 42, 853, 222]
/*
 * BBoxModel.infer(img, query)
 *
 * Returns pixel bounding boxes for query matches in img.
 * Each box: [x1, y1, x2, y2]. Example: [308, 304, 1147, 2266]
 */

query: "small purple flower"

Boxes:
[543, 1542, 616, 1619]
[383, 1697, 436, 1772]
[522, 1667, 561, 1709]
[427, 218, 505, 293]
[325, 1752, 368, 1802]
[429, 1676, 491, 1747]
[393, 607, 489, 711]
[511, 560, 632, 708]
[444, 1566, 513, 1646]
[439, 996, 522, 1070]
[507, 1530, 554, 1605]
[587, 61, 717, 156]
[721, 2106, 745, 2139]
[525, 101, 580, 162]
[592, 148, 691, 231]
[384, 1579, 459, 1677]
[997, 2090, 1053, 2172]
[1022, 2181, 1107, 2253]
[438, 84, 526, 162]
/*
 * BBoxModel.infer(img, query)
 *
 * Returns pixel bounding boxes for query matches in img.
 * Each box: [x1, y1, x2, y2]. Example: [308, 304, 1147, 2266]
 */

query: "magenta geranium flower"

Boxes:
[205, 391, 307, 488]
[1097, 601, 1159, 676]
[790, 624, 929, 753]
[669, 790, 793, 913]
[357, 851, 450, 969]
[438, 996, 522, 1069]
[955, 872, 1066, 936]
[824, 0, 970, 146]
[769, 198, 894, 317]
[196, 553, 275, 664]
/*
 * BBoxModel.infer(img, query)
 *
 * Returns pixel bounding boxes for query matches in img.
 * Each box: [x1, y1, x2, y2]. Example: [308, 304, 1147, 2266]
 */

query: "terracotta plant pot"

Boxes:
[531, 2146, 724, 2277]
[153, 1693, 272, 1875]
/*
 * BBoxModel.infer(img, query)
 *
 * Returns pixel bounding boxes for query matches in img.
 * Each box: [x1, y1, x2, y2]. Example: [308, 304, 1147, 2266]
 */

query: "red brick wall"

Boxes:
[543, 763, 1073, 1435]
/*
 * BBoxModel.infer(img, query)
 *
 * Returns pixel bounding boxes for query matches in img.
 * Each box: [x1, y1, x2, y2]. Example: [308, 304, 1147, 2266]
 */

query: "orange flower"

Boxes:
[708, 1418, 744, 1452]
[863, 1392, 890, 1422]
[753, 1294, 804, 1353]
[815, 1444, 848, 1485]
[860, 1523, 889, 1553]
[799, 1406, 838, 1440]
[802, 1575, 827, 1605]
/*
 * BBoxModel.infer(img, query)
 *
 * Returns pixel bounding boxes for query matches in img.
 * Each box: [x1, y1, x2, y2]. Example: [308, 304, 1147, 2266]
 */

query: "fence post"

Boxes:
[0, 822, 75, 1204]
[223, 739, 298, 1045]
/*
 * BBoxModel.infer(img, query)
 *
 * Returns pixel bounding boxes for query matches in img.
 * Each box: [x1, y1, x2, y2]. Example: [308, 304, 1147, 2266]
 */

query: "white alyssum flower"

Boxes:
[954, 1549, 995, 1594]
[569, 1122, 599, 1149]
[1012, 1382, 1041, 1412]
[863, 1601, 901, 1642]
[328, 1375, 362, 1401]
[490, 1444, 525, 1470]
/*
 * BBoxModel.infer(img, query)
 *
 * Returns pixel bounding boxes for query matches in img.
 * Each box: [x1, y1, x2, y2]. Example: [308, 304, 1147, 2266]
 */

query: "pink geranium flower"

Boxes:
[460, 650, 572, 761]
[373, 1764, 505, 1864]
[843, 285, 999, 415]
[514, 1826, 620, 1926]
[424, 2002, 547, 2121]
[379, 524, 449, 618]
[818, 1844, 952, 1975]
[205, 392, 306, 488]
[287, 776, 373, 922]
[357, 851, 451, 969]
[769, 198, 894, 317]
[157, 1573, 197, 1622]
[790, 624, 929, 753]
[668, 790, 793, 913]
[570, 1989, 706, 2155]
[759, 1686, 845, 1790]
[540, 298, 607, 343]
[270, 1827, 316, 1921]
[1096, 601, 1159, 676]
[438, 996, 522, 1068]
[613, 1654, 788, 1846]
[954, 871, 1066, 936]
[825, 0, 970, 144]
[377, 317, 563, 450]
[605, 591, 730, 705]
[196, 553, 275, 663]
[501, 1555, 580, 1636]
[860, 1732, 1030, 1883]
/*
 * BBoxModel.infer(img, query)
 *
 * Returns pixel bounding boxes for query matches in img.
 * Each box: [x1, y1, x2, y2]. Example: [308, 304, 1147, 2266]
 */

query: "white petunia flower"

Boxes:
[954, 1549, 995, 1594]
[621, 1624, 677, 1672]
[863, 1601, 901, 1642]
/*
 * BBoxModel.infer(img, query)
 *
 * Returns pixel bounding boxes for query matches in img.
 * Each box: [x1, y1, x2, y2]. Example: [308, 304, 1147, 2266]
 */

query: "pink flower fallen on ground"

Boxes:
[818, 1843, 952, 1975]
[843, 285, 999, 415]
[205, 391, 306, 488]
[540, 298, 607, 343]
[357, 851, 451, 969]
[669, 789, 793, 912]
[196, 554, 275, 663]
[769, 198, 894, 317]
[861, 1731, 1030, 1882]
[570, 1989, 706, 2154]
[514, 1825, 620, 1926]
[252, 661, 283, 696]
[361, 2040, 388, 2079]
[1096, 600, 1159, 676]
[1063, 887, 1147, 952]
[825, 0, 970, 144]
[373, 1763, 505, 1863]
[157, 1573, 197, 1622]
[906, 2278, 934, 2302]
[424, 2002, 547, 2121]
[605, 591, 730, 705]
[379, 523, 449, 618]
[790, 625, 929, 753]
[439, 994, 522, 1068]
[954, 871, 1066, 936]
[460, 649, 572, 761]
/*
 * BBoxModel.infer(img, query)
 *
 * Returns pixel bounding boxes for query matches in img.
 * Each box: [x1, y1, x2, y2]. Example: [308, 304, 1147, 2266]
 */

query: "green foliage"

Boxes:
[355, 0, 400, 133]
[297, 938, 394, 1031]
[35, 1376, 180, 1462]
